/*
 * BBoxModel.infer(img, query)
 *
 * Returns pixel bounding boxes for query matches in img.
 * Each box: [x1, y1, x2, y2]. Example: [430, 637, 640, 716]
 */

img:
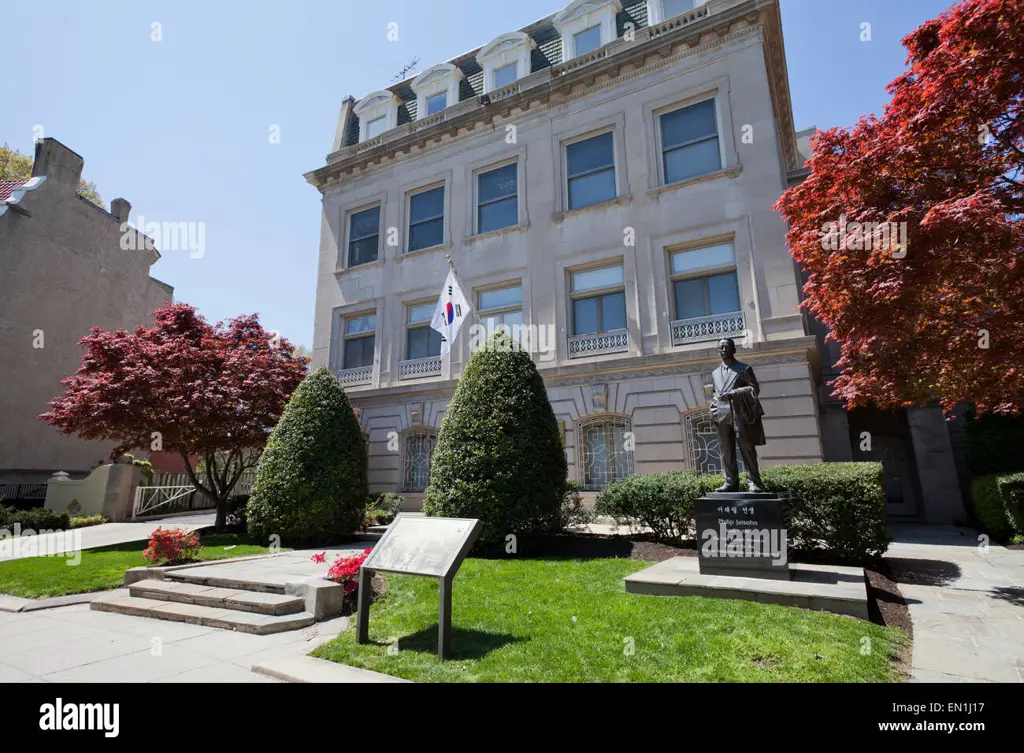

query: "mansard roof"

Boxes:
[343, 1, 649, 147]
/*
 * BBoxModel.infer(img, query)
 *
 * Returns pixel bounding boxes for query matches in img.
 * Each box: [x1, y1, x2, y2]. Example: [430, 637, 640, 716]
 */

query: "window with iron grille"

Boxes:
[403, 430, 437, 492]
[578, 417, 633, 490]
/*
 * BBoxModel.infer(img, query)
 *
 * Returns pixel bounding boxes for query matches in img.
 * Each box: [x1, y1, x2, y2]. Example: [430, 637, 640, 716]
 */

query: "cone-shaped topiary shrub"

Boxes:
[247, 367, 367, 546]
[423, 331, 567, 549]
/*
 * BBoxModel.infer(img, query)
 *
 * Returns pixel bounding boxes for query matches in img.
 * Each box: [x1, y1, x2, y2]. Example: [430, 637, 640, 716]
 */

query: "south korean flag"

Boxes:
[430, 268, 471, 355]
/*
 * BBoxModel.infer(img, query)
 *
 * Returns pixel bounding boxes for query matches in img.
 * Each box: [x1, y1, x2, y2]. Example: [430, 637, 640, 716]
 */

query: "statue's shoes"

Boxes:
[747, 484, 766, 493]
[715, 484, 740, 493]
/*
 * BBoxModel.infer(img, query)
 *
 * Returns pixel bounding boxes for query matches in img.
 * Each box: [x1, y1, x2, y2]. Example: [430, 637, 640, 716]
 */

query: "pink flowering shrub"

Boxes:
[142, 526, 202, 565]
[325, 548, 374, 595]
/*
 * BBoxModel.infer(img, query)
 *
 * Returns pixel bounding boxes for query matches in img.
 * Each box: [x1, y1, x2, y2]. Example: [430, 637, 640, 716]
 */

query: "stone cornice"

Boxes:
[305, 0, 797, 192]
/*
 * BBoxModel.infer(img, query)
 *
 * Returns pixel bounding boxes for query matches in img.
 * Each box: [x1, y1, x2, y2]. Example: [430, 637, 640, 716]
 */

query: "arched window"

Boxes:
[683, 410, 743, 474]
[402, 429, 437, 492]
[577, 416, 633, 490]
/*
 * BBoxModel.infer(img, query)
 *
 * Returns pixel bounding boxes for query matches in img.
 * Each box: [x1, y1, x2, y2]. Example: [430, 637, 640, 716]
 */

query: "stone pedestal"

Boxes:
[694, 491, 790, 580]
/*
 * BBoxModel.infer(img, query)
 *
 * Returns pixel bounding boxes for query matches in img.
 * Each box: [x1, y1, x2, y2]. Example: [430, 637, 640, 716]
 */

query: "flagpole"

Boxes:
[444, 254, 484, 326]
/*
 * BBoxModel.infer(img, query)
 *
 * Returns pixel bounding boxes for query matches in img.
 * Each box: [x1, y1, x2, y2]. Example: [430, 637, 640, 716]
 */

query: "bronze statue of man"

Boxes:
[707, 338, 766, 493]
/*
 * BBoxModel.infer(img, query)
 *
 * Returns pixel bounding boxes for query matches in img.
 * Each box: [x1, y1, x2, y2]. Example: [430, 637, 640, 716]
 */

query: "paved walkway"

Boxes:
[0, 513, 215, 562]
[0, 543, 370, 682]
[887, 524, 1024, 683]
[0, 600, 348, 682]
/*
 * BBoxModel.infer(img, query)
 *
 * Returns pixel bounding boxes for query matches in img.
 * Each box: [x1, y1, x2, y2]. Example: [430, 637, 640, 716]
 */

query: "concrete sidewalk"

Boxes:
[0, 600, 343, 682]
[887, 524, 1024, 683]
[0, 513, 215, 562]
[0, 541, 387, 683]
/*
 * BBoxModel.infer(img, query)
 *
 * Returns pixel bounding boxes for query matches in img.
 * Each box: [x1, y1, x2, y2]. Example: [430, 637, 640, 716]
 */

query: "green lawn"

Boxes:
[0, 534, 284, 598]
[312, 558, 906, 683]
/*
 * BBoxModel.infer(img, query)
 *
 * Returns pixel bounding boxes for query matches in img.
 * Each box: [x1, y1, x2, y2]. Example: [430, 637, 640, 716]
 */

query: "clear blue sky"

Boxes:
[0, 0, 955, 348]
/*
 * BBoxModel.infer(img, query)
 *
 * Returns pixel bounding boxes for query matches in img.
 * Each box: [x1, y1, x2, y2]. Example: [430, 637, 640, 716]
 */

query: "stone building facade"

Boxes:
[307, 0, 827, 509]
[0, 139, 174, 489]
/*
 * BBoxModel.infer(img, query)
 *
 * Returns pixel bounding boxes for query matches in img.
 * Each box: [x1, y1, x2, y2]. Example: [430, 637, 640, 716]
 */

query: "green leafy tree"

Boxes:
[0, 143, 104, 208]
[423, 331, 567, 549]
[293, 344, 313, 371]
[247, 368, 367, 545]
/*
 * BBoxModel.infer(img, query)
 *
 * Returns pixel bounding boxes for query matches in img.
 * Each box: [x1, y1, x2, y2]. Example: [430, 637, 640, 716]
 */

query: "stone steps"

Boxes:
[90, 569, 319, 635]
[91, 594, 316, 635]
[164, 570, 288, 594]
[128, 578, 304, 615]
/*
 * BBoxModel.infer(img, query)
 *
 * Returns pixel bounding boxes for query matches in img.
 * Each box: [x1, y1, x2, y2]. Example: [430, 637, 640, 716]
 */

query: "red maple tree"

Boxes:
[41, 303, 309, 528]
[775, 0, 1023, 415]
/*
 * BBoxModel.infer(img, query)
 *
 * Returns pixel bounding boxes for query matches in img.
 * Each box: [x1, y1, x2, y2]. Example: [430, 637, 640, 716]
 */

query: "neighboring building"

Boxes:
[306, 0, 964, 522]
[0, 138, 173, 496]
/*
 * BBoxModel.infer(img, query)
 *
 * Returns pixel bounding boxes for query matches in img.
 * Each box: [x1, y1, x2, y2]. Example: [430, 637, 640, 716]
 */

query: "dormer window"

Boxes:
[411, 63, 464, 120]
[476, 32, 535, 94]
[426, 92, 448, 116]
[649, 0, 704, 25]
[553, 0, 622, 60]
[365, 116, 388, 139]
[494, 63, 518, 90]
[354, 90, 400, 142]
[573, 25, 602, 56]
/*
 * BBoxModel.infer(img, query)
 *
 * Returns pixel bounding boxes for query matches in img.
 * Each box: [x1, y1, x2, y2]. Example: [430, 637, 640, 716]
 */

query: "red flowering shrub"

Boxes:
[142, 526, 202, 565]
[325, 548, 373, 595]
[310, 551, 326, 564]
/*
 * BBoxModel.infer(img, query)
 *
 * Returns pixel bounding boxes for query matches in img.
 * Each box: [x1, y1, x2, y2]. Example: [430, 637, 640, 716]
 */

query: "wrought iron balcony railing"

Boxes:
[399, 356, 443, 380]
[567, 328, 629, 359]
[671, 311, 745, 346]
[335, 365, 373, 386]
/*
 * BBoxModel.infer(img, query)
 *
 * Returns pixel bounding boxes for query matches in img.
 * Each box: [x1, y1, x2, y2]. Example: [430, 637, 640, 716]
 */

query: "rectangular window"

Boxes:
[660, 99, 721, 184]
[479, 284, 524, 343]
[671, 243, 741, 320]
[347, 206, 380, 267]
[493, 62, 518, 89]
[663, 0, 697, 18]
[566, 132, 616, 210]
[407, 303, 442, 359]
[426, 92, 447, 116]
[573, 25, 602, 57]
[342, 314, 376, 369]
[408, 186, 445, 252]
[571, 264, 626, 336]
[477, 163, 518, 233]
[366, 115, 387, 139]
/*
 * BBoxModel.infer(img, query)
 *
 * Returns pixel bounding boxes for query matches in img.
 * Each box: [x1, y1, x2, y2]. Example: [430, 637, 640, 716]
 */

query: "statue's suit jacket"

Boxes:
[709, 360, 766, 446]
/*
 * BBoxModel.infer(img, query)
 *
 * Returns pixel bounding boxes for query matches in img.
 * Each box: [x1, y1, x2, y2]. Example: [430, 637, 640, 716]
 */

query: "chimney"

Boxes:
[110, 198, 132, 223]
[31, 138, 84, 189]
[332, 96, 356, 152]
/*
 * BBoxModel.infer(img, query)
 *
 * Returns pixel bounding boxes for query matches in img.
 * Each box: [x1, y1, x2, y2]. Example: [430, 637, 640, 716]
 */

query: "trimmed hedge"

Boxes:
[246, 368, 367, 546]
[761, 463, 890, 561]
[423, 331, 567, 549]
[965, 408, 1024, 476]
[69, 515, 107, 529]
[595, 471, 720, 542]
[0, 505, 71, 533]
[595, 462, 890, 561]
[969, 473, 1024, 542]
